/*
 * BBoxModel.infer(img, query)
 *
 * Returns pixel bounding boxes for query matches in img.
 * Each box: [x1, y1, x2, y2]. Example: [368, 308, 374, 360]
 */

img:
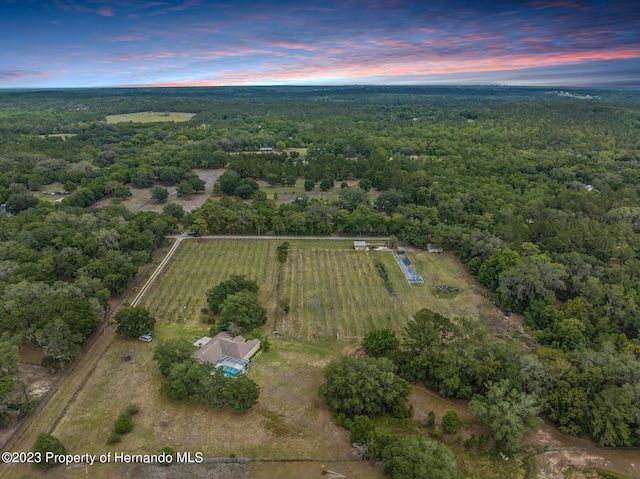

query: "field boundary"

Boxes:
[169, 234, 390, 241]
[131, 237, 184, 306]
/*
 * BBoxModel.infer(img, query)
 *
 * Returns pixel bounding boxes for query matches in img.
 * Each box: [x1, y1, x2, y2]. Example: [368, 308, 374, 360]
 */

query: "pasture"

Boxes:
[105, 111, 196, 124]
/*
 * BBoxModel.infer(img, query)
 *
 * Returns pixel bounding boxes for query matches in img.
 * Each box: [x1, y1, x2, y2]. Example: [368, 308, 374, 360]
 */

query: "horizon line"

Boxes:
[1, 84, 639, 91]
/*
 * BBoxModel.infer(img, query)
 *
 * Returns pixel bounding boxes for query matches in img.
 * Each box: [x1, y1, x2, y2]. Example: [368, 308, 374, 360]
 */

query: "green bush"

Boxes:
[159, 446, 176, 466]
[464, 434, 477, 450]
[442, 410, 463, 434]
[32, 432, 66, 470]
[427, 411, 436, 429]
[107, 433, 122, 445]
[125, 404, 139, 417]
[114, 415, 133, 434]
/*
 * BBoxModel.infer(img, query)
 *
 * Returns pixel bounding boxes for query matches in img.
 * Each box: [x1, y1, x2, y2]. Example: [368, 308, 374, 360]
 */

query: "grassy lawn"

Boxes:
[283, 147, 308, 157]
[49, 337, 353, 458]
[105, 112, 196, 124]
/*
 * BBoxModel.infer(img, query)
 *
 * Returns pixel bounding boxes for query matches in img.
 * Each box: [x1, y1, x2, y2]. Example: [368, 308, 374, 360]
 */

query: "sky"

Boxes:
[1, 0, 639, 88]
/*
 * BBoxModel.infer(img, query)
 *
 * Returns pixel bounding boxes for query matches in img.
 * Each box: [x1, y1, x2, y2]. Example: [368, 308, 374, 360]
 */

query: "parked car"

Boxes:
[139, 331, 152, 342]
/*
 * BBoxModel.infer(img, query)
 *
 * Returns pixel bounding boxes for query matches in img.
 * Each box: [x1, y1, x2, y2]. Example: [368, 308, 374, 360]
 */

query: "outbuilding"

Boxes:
[353, 241, 367, 251]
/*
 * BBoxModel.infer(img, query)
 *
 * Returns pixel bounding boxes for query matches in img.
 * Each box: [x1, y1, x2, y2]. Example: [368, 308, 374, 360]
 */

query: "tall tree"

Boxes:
[219, 291, 267, 332]
[319, 356, 411, 418]
[469, 379, 542, 451]
[151, 186, 169, 202]
[381, 435, 462, 479]
[114, 306, 156, 338]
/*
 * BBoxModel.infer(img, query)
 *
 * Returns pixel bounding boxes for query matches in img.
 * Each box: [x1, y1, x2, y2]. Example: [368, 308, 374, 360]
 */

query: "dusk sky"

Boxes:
[1, 0, 639, 88]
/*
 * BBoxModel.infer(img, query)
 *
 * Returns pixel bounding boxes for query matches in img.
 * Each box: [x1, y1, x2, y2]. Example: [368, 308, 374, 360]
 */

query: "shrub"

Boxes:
[427, 411, 436, 429]
[114, 415, 133, 435]
[464, 434, 477, 450]
[125, 404, 139, 417]
[442, 410, 463, 434]
[304, 179, 314, 191]
[382, 435, 462, 479]
[159, 446, 176, 466]
[107, 433, 122, 445]
[32, 432, 66, 470]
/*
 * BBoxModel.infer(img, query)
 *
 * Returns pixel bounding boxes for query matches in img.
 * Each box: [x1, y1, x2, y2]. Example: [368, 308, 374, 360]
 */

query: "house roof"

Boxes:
[193, 336, 212, 348]
[192, 332, 260, 365]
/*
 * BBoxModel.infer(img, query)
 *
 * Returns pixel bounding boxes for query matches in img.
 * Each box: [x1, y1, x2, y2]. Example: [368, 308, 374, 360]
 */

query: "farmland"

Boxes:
[105, 111, 196, 123]
[139, 239, 494, 340]
[0, 238, 506, 479]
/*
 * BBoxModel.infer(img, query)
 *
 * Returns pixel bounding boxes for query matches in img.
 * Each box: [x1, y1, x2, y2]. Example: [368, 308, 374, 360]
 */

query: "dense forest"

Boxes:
[1, 86, 639, 447]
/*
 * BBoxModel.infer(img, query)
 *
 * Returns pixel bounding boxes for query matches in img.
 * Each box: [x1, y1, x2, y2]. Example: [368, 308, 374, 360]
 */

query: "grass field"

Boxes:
[105, 112, 196, 124]
[138, 240, 495, 340]
[283, 147, 308, 157]
[140, 239, 279, 327]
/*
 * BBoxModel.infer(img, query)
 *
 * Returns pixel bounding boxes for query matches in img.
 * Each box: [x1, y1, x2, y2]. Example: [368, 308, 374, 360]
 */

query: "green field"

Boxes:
[105, 111, 196, 123]
[140, 239, 278, 327]
[139, 239, 495, 341]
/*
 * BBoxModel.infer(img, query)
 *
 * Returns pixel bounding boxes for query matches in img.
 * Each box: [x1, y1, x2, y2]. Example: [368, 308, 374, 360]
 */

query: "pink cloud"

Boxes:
[109, 35, 147, 42]
[133, 44, 640, 87]
[120, 51, 176, 61]
[97, 7, 114, 17]
[0, 70, 50, 81]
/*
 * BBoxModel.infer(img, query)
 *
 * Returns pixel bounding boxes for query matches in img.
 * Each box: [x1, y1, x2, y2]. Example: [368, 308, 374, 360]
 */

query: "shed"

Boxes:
[353, 241, 367, 251]
[427, 243, 444, 253]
